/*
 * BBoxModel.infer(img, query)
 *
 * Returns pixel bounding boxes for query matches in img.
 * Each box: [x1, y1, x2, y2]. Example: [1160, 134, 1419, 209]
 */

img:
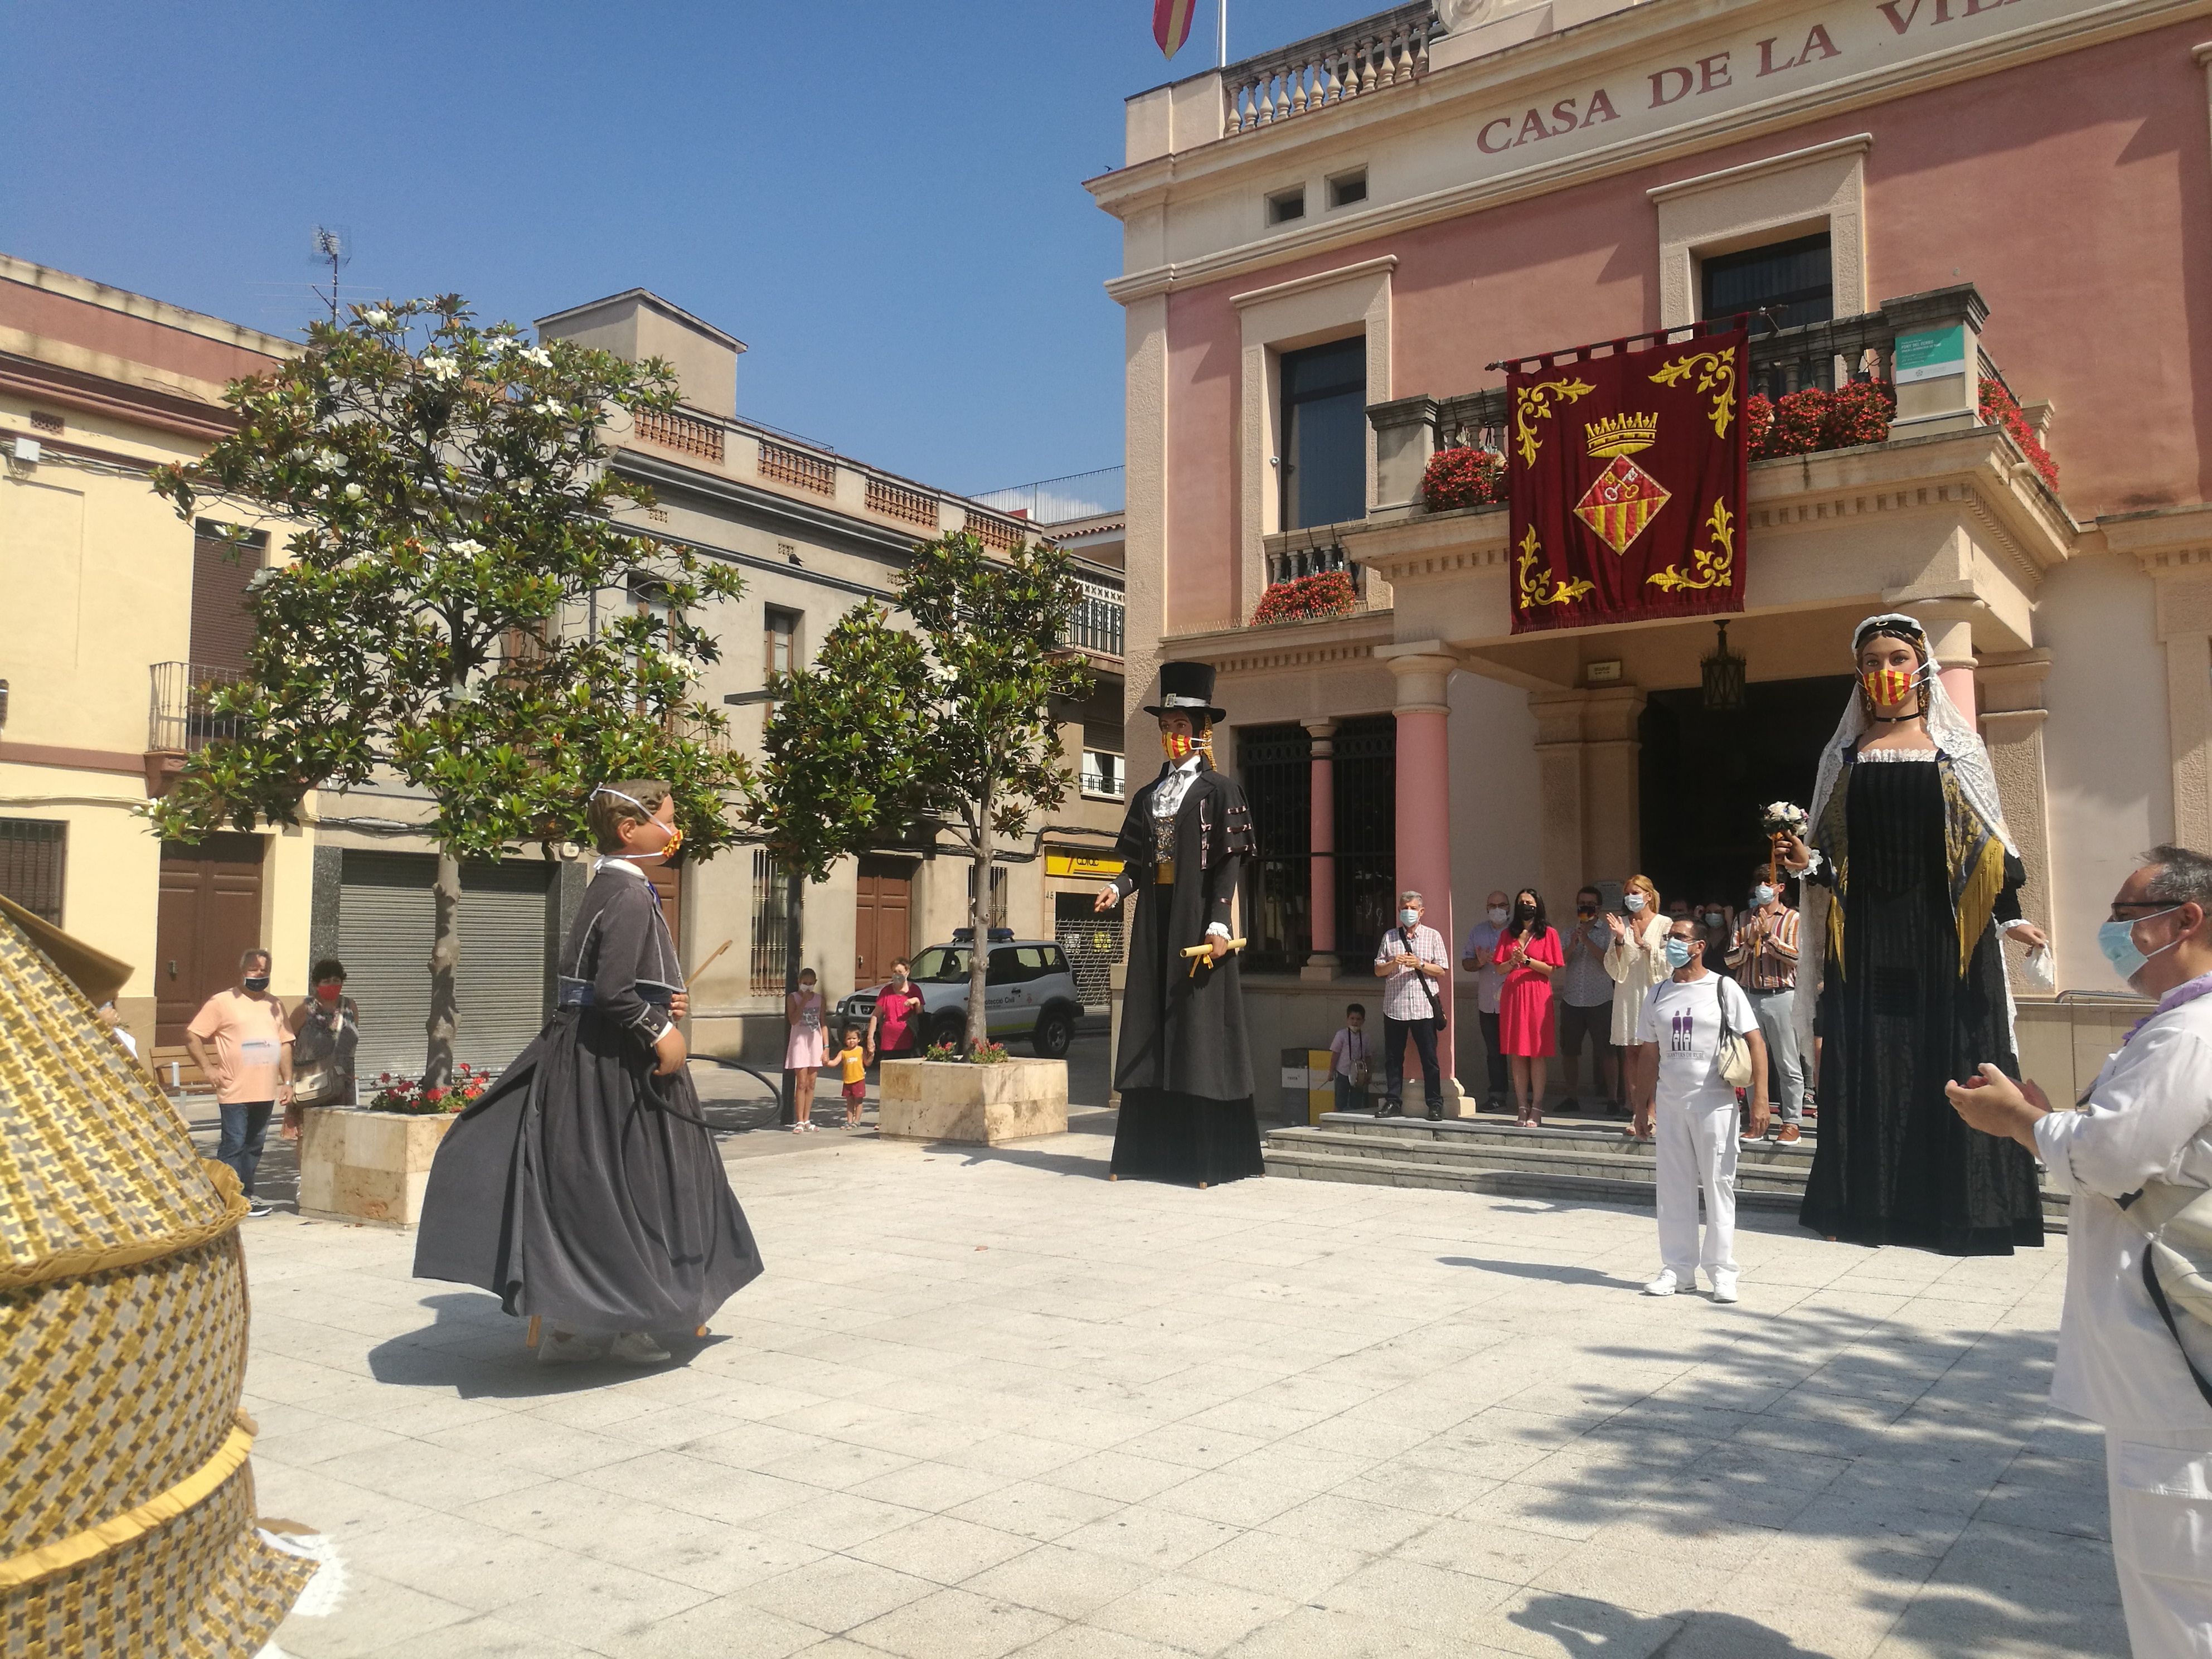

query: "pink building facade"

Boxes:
[1091, 0, 2212, 1110]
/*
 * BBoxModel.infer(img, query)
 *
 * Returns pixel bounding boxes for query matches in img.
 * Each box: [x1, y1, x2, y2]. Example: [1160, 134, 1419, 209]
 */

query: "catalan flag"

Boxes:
[1154, 0, 1198, 58]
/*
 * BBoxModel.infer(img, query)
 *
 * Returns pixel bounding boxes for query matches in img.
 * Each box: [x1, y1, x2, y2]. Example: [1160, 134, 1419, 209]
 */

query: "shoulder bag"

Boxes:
[2124, 1181, 2212, 1409]
[1348, 1030, 1371, 1092]
[1712, 978, 1754, 1089]
[1398, 928, 1446, 1031]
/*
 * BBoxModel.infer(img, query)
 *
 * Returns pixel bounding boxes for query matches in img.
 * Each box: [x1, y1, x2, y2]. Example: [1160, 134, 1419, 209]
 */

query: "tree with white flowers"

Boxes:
[150, 295, 746, 1084]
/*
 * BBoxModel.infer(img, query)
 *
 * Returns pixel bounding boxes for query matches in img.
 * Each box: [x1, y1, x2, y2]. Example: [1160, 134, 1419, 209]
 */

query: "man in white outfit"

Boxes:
[1632, 914, 1768, 1302]
[1949, 845, 2212, 1657]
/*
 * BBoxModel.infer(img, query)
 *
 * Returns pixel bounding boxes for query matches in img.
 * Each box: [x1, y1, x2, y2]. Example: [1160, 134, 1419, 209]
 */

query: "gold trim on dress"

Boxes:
[0, 1415, 256, 1590]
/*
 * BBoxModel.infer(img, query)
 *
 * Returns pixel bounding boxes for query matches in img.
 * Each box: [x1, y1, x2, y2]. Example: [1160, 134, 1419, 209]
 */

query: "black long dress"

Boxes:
[414, 862, 764, 1332]
[1109, 756, 1266, 1185]
[1799, 754, 2045, 1254]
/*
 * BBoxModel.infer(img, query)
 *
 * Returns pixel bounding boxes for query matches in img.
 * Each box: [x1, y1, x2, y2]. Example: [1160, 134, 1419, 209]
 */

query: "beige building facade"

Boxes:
[1089, 0, 2212, 1107]
[0, 255, 308, 1064]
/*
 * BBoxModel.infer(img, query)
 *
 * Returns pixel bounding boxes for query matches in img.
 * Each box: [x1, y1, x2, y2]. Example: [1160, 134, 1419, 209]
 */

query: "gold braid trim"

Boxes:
[1942, 757, 2006, 979]
[1956, 836, 2005, 980]
[0, 1414, 257, 1590]
[0, 1162, 247, 1292]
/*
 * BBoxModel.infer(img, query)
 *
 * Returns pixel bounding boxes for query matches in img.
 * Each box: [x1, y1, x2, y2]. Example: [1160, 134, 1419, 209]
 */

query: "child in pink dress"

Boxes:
[785, 969, 826, 1132]
[1496, 888, 1564, 1127]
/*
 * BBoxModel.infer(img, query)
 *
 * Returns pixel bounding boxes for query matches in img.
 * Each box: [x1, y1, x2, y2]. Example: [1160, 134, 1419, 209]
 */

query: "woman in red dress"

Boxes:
[1496, 887, 1563, 1126]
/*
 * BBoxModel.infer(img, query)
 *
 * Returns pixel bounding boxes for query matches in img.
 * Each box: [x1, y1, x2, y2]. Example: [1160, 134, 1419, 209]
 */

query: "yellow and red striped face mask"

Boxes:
[1161, 730, 1194, 761]
[1861, 666, 1922, 710]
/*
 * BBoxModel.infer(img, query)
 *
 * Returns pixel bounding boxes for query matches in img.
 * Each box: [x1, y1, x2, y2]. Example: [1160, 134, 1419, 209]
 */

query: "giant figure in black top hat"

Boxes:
[1094, 662, 1264, 1185]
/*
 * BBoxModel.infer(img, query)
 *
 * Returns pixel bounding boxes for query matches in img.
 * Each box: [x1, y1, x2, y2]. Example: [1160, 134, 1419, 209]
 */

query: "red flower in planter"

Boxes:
[1978, 378, 2059, 492]
[1420, 445, 1508, 511]
[1250, 570, 1357, 627]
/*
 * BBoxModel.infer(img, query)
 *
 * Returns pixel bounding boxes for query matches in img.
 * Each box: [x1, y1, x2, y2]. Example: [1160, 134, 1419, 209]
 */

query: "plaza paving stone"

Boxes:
[251, 1118, 2124, 1658]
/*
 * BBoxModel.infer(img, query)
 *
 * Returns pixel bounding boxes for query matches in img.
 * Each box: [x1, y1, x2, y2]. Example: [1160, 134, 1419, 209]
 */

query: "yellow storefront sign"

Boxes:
[1046, 853, 1124, 879]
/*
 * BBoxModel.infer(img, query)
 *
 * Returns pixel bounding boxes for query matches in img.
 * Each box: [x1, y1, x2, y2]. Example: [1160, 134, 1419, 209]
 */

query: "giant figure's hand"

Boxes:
[1094, 883, 1121, 913]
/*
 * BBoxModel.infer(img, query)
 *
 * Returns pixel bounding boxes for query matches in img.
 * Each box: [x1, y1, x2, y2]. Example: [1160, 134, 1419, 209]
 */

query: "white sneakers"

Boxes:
[609, 1332, 672, 1365]
[1643, 1269, 1742, 1302]
[534, 1328, 674, 1365]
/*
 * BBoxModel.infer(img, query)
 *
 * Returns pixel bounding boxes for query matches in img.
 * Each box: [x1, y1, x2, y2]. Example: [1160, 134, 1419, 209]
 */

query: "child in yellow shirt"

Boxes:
[835, 1025, 867, 1129]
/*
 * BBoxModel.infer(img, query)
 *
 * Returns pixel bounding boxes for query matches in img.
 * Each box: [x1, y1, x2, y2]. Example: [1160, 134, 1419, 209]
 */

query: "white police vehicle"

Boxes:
[835, 928, 1084, 1058]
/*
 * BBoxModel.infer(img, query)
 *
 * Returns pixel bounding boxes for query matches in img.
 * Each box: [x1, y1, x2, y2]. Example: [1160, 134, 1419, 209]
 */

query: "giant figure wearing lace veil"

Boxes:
[1780, 614, 2048, 1255]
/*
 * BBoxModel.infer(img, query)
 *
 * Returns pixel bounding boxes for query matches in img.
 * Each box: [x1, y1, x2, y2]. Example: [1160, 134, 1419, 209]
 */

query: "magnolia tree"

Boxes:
[738, 608, 928, 1113]
[771, 532, 1088, 1053]
[150, 296, 747, 1084]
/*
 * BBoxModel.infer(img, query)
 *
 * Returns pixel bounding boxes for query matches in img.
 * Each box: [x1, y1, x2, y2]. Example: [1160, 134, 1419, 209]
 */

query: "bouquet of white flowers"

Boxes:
[1760, 801, 1808, 839]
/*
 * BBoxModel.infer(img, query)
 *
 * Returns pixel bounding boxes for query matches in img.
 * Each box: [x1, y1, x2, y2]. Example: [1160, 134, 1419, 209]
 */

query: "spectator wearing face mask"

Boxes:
[1697, 901, 1738, 980]
[1374, 892, 1450, 1119]
[1556, 886, 1617, 1116]
[1605, 875, 1671, 1124]
[289, 958, 360, 1129]
[1496, 888, 1563, 1127]
[1461, 889, 1513, 1112]
[184, 948, 294, 1219]
[1728, 869, 1805, 1143]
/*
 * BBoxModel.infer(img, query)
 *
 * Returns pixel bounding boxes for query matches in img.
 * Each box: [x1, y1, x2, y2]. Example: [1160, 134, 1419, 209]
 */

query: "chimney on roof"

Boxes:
[533, 289, 744, 419]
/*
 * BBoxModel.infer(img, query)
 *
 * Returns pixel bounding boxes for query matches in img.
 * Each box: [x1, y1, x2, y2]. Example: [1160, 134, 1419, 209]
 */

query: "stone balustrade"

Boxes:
[1224, 2, 1437, 134]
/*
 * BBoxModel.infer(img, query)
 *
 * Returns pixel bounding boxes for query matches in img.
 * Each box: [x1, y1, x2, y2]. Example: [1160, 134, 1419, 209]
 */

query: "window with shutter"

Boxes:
[189, 522, 268, 674]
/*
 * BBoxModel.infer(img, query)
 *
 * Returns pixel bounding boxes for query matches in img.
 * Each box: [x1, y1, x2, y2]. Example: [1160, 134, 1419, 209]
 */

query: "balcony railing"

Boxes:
[866, 476, 939, 527]
[972, 466, 1126, 526]
[1080, 750, 1126, 801]
[1066, 578, 1126, 659]
[758, 439, 836, 496]
[1224, 3, 1436, 135]
[1266, 541, 1361, 588]
[633, 406, 725, 463]
[148, 662, 248, 754]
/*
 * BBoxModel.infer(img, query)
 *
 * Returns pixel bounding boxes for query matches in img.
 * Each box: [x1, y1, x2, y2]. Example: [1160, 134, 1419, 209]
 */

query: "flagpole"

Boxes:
[1218, 0, 1227, 67]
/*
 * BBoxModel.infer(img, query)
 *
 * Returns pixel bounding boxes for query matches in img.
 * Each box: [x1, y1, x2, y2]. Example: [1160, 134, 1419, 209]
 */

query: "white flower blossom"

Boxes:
[520, 347, 552, 368]
[344, 483, 365, 501]
[313, 448, 346, 473]
[481, 336, 510, 354]
[533, 399, 562, 417]
[512, 478, 535, 494]
[447, 538, 486, 557]
[362, 308, 391, 328]
[423, 354, 460, 382]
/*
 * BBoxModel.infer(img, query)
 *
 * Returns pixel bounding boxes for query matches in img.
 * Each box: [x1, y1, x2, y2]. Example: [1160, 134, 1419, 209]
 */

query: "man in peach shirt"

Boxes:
[185, 948, 294, 1218]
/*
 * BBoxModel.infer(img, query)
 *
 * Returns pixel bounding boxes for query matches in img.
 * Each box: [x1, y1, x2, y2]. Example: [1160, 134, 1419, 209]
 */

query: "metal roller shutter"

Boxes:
[339, 851, 551, 1080]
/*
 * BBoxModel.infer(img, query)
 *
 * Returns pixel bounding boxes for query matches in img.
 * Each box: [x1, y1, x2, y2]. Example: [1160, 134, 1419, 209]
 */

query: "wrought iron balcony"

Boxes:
[1079, 750, 1126, 801]
[147, 662, 248, 755]
[1065, 578, 1126, 660]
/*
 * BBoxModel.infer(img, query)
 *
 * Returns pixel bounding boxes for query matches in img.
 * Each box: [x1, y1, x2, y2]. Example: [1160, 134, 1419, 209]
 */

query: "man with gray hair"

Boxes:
[1949, 845, 2212, 1656]
[1374, 890, 1450, 1119]
[185, 947, 294, 1218]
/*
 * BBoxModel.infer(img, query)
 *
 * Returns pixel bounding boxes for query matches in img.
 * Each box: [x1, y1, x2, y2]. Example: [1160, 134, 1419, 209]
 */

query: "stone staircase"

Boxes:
[1263, 1112, 2070, 1230]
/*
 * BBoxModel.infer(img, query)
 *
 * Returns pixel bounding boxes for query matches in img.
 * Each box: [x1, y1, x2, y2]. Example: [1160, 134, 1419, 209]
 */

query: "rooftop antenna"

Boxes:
[309, 225, 351, 323]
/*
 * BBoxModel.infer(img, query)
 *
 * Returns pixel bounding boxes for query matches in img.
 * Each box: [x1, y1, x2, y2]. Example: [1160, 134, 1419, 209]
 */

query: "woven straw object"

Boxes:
[1, 912, 317, 1656]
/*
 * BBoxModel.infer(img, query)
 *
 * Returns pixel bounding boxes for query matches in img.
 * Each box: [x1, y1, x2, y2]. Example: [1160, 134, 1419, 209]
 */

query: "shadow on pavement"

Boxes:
[1437, 1257, 1645, 1290]
[1511, 1592, 1839, 1658]
[365, 1291, 725, 1400]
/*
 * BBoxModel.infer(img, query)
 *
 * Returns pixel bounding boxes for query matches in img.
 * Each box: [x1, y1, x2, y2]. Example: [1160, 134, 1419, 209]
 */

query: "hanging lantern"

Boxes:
[1701, 619, 1746, 712]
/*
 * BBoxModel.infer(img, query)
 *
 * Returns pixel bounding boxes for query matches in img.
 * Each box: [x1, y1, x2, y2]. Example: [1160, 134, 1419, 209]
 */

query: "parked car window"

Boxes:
[1015, 947, 1049, 978]
[911, 946, 971, 983]
[986, 948, 1022, 986]
[1042, 946, 1068, 974]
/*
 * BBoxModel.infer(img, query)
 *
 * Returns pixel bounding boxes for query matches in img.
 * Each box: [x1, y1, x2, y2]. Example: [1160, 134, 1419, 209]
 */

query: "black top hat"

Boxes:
[1142, 661, 1226, 724]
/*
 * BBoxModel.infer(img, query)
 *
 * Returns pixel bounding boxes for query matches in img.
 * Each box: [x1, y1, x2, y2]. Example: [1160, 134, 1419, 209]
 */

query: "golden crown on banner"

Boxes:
[1584, 412, 1660, 458]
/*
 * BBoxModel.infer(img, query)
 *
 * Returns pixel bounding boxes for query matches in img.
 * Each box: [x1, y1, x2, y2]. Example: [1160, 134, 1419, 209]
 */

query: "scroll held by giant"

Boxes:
[1506, 319, 1750, 634]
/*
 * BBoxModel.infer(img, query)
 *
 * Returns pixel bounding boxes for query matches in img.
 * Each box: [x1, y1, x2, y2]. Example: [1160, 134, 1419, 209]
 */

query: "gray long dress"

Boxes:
[414, 862, 763, 1332]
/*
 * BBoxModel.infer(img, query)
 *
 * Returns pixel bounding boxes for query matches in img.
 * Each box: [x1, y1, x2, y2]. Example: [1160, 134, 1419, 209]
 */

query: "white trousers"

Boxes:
[1656, 1097, 1738, 1280]
[2108, 1428, 2212, 1657]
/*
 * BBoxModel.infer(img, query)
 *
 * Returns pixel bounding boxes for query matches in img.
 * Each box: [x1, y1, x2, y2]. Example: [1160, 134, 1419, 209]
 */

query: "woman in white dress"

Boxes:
[1605, 874, 1671, 1126]
[785, 968, 827, 1131]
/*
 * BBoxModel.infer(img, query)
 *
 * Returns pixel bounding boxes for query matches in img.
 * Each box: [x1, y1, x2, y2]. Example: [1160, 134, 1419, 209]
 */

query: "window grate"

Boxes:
[750, 849, 791, 993]
[1332, 716, 1396, 957]
[0, 819, 66, 924]
[1240, 724, 1311, 973]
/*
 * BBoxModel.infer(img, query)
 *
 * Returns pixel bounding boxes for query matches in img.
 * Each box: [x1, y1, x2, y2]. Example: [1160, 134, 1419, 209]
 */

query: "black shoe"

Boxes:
[1426, 1107, 1443, 1122]
[1559, 1096, 1579, 1115]
[246, 1199, 274, 1219]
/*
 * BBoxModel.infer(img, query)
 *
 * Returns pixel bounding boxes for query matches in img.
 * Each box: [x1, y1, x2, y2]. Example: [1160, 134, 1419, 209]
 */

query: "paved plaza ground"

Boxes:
[232, 1077, 2127, 1659]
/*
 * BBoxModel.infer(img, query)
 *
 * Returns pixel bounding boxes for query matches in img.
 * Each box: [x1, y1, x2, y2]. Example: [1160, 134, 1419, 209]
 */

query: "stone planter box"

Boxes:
[877, 1057, 1068, 1146]
[297, 1107, 458, 1229]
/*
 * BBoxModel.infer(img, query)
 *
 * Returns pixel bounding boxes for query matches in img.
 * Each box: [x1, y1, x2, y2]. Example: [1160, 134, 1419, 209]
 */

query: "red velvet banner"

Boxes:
[1506, 323, 1749, 635]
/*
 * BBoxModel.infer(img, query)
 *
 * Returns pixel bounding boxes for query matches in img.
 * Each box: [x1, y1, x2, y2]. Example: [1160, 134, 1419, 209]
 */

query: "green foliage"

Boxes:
[739, 607, 929, 884]
[147, 295, 748, 861]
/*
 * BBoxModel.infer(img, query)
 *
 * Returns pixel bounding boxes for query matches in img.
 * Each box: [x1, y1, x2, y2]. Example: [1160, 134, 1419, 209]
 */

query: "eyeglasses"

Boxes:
[2111, 901, 2186, 923]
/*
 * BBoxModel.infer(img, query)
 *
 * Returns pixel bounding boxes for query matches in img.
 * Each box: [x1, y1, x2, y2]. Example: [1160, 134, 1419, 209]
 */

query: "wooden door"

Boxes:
[154, 833, 265, 1049]
[647, 863, 682, 957]
[853, 856, 914, 988]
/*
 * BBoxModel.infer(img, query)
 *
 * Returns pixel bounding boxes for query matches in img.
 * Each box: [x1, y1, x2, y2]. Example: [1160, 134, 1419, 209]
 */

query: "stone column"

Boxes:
[1385, 647, 1466, 1112]
[2152, 570, 2212, 850]
[1301, 718, 1340, 982]
[1529, 683, 1644, 898]
[1528, 691, 1593, 907]
[1977, 652, 2054, 938]
[1908, 606, 1979, 728]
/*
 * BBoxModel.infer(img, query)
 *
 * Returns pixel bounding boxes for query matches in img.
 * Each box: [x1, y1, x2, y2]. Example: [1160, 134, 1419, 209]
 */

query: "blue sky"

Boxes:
[2, 1, 1362, 497]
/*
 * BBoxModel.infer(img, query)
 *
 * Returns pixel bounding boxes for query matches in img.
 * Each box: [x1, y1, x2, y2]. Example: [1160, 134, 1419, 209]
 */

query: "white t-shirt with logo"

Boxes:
[1637, 972, 1757, 1112]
